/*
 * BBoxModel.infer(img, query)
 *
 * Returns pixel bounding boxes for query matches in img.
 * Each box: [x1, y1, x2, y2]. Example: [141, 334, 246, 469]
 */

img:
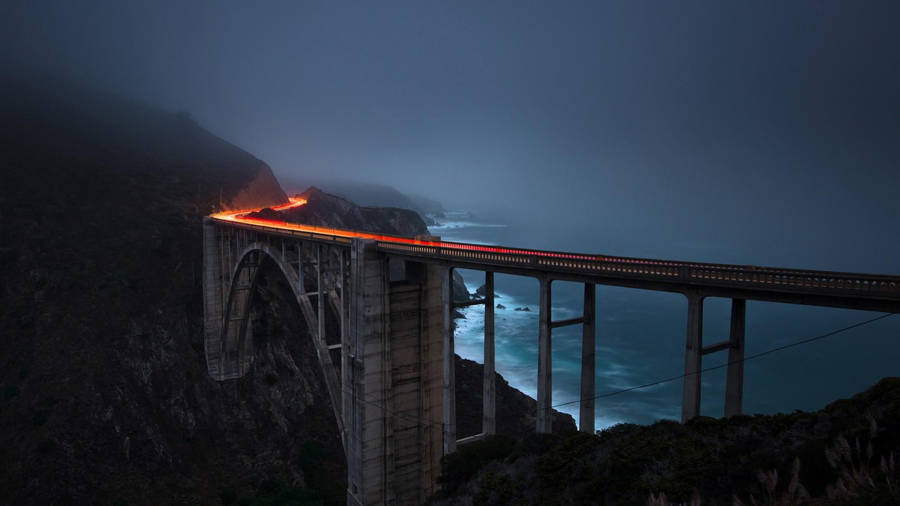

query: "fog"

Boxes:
[4, 1, 898, 272]
[5, 1, 900, 255]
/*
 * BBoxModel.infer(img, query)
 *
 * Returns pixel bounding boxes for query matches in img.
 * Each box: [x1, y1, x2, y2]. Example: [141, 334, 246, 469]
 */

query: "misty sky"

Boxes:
[3, 0, 899, 271]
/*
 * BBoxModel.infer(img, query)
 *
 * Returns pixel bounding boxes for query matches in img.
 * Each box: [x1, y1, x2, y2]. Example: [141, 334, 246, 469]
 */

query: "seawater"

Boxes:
[431, 214, 900, 432]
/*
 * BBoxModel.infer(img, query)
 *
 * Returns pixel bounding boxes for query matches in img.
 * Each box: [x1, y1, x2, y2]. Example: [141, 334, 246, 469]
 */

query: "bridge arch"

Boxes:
[207, 238, 346, 449]
[216, 242, 285, 378]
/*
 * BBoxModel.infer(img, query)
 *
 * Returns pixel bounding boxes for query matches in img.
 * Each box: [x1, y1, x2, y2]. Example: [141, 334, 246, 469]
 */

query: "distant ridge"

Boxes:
[0, 69, 287, 211]
[280, 176, 445, 217]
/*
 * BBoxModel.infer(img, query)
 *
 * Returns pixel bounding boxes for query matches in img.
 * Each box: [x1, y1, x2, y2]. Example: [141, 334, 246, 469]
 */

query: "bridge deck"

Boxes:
[208, 215, 900, 313]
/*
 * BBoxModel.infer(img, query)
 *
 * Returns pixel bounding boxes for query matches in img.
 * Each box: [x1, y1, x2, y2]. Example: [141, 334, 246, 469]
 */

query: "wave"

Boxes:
[453, 280, 637, 430]
[428, 221, 508, 231]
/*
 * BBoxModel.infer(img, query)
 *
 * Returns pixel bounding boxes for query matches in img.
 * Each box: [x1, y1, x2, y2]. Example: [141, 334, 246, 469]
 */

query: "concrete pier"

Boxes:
[345, 240, 445, 504]
[681, 291, 704, 422]
[537, 277, 552, 433]
[442, 267, 456, 455]
[202, 219, 225, 380]
[725, 298, 746, 417]
[580, 283, 596, 433]
[347, 239, 387, 503]
[483, 271, 496, 435]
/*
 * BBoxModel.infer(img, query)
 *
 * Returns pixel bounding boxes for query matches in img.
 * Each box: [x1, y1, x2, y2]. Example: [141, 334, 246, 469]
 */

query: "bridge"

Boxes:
[202, 199, 900, 505]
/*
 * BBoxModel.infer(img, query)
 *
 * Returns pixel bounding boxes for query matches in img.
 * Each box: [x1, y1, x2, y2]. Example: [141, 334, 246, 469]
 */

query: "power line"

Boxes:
[551, 312, 896, 409]
[342, 312, 895, 432]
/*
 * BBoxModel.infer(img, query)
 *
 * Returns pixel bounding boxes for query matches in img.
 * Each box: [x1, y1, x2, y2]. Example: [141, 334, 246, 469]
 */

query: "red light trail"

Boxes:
[209, 197, 631, 263]
[209, 197, 900, 289]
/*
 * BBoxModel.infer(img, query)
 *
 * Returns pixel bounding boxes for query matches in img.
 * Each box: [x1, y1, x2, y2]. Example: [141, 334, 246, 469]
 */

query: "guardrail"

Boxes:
[376, 239, 900, 297]
[211, 216, 900, 299]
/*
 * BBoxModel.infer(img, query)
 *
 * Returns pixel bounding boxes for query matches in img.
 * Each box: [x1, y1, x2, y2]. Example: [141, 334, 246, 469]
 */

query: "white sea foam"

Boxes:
[429, 221, 508, 231]
[452, 279, 633, 430]
[443, 220, 661, 431]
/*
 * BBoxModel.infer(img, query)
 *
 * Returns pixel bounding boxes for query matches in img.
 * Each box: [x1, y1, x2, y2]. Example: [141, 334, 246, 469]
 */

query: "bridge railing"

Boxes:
[377, 239, 900, 297]
[210, 217, 900, 298]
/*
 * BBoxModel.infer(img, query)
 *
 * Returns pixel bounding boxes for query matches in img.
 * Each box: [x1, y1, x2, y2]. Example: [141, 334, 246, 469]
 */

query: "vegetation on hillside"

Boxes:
[0, 75, 341, 504]
[430, 378, 900, 505]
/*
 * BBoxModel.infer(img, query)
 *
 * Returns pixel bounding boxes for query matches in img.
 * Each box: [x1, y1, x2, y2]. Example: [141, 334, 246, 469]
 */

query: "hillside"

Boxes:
[279, 177, 445, 218]
[431, 377, 900, 505]
[0, 75, 338, 504]
[248, 186, 430, 237]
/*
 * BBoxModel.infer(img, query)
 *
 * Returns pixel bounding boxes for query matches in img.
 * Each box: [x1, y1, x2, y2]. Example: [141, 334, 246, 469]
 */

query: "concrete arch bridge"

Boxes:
[202, 212, 900, 505]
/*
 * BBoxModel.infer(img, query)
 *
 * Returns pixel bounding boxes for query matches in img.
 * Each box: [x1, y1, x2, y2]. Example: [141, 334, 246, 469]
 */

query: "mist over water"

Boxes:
[437, 214, 900, 431]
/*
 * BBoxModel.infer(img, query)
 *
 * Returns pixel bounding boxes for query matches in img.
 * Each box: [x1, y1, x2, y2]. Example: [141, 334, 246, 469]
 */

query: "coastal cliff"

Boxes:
[248, 186, 428, 237]
[0, 75, 342, 504]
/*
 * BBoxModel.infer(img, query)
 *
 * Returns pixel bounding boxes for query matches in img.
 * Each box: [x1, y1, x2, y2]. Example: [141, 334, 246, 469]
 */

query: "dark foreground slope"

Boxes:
[432, 378, 900, 505]
[0, 76, 342, 504]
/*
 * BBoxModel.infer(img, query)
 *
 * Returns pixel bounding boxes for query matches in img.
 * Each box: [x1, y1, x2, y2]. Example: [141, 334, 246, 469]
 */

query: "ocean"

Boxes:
[429, 213, 900, 431]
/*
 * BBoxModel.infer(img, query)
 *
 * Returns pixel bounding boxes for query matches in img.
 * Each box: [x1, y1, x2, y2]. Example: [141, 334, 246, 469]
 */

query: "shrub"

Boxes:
[438, 435, 517, 495]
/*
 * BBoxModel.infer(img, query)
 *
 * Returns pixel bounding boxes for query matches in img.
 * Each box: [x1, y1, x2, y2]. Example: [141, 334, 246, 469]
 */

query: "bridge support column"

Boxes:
[420, 263, 446, 500]
[347, 239, 389, 504]
[340, 249, 353, 464]
[348, 240, 446, 504]
[442, 267, 456, 454]
[725, 298, 746, 417]
[202, 218, 259, 380]
[387, 261, 444, 503]
[483, 271, 496, 435]
[580, 283, 596, 433]
[316, 245, 326, 384]
[201, 218, 226, 380]
[537, 277, 552, 433]
[681, 290, 704, 423]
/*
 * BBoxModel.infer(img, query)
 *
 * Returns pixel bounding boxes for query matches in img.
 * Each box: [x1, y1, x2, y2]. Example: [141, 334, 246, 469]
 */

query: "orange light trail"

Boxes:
[209, 198, 900, 293]
[210, 198, 684, 266]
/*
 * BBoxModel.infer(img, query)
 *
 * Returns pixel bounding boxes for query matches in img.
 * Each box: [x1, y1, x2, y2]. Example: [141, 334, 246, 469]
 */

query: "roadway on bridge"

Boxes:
[212, 197, 639, 262]
[210, 197, 900, 312]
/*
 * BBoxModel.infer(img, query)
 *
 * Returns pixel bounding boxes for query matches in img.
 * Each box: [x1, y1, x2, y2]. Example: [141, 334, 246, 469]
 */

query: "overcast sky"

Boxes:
[3, 0, 899, 271]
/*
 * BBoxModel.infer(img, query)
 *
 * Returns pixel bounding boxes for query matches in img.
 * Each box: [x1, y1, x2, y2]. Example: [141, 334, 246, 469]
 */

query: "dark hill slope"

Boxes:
[0, 77, 337, 504]
[432, 377, 900, 505]
[0, 74, 286, 211]
[249, 186, 429, 237]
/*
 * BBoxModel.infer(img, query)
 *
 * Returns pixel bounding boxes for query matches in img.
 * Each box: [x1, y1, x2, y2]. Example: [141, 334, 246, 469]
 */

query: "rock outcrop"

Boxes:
[278, 177, 445, 217]
[226, 164, 288, 211]
[455, 357, 576, 439]
[453, 271, 471, 303]
[248, 186, 428, 237]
